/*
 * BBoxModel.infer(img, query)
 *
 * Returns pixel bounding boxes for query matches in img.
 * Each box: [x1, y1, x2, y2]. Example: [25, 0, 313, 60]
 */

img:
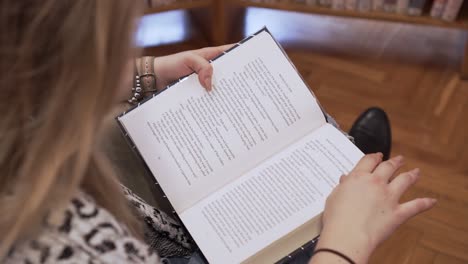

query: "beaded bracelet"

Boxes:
[311, 248, 356, 264]
[128, 56, 157, 105]
[128, 74, 142, 104]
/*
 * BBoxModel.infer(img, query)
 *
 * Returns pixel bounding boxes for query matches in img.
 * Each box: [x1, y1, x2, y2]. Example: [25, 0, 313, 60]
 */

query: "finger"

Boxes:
[389, 168, 420, 199]
[351, 153, 383, 174]
[395, 198, 437, 224]
[184, 54, 213, 91]
[373, 155, 404, 182]
[193, 44, 236, 60]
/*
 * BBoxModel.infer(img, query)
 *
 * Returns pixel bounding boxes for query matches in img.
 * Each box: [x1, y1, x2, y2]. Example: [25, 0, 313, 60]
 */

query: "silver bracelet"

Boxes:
[128, 74, 143, 105]
[128, 56, 157, 105]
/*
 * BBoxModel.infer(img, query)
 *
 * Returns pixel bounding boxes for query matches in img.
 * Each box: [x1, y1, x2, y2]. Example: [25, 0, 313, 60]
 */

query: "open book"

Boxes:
[118, 28, 363, 264]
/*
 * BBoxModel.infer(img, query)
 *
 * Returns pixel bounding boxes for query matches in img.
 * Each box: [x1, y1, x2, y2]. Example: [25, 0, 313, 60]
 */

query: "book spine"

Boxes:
[407, 0, 426, 15]
[277, 237, 319, 264]
[396, 0, 410, 13]
[305, 0, 317, 5]
[358, 0, 372, 11]
[116, 117, 205, 263]
[332, 0, 346, 9]
[346, 0, 358, 9]
[373, 0, 385, 11]
[383, 0, 397, 12]
[319, 0, 332, 6]
[430, 0, 447, 17]
[441, 0, 464, 21]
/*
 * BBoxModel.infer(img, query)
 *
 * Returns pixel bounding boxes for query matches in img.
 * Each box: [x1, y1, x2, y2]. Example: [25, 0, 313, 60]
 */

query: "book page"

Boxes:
[118, 30, 326, 212]
[180, 124, 363, 264]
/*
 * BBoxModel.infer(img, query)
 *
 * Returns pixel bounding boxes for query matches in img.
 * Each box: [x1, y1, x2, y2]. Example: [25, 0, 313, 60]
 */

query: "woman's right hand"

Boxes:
[311, 154, 437, 264]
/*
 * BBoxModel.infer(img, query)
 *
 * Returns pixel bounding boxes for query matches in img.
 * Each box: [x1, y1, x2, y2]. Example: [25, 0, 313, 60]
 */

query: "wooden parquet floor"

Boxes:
[142, 8, 468, 263]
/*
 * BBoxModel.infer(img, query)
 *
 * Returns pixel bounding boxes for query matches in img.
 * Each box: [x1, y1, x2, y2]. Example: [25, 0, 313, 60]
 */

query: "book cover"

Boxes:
[441, 0, 464, 21]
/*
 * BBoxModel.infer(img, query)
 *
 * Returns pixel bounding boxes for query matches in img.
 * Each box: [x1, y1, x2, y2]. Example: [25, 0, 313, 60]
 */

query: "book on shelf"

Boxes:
[358, 0, 372, 11]
[407, 0, 426, 15]
[346, 0, 358, 10]
[117, 28, 364, 264]
[396, 0, 410, 13]
[373, 0, 385, 11]
[332, 0, 346, 9]
[441, 0, 464, 21]
[319, 0, 332, 6]
[151, 0, 176, 6]
[383, 0, 397, 12]
[430, 0, 447, 17]
[294, 0, 307, 4]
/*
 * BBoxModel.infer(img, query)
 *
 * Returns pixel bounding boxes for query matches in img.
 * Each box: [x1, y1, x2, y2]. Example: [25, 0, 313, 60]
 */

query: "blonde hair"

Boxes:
[0, 0, 143, 257]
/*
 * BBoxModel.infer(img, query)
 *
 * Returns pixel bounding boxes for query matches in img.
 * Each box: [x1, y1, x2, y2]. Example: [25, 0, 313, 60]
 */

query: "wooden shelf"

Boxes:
[229, 0, 468, 30]
[144, 0, 213, 14]
[145, 0, 468, 29]
[143, 0, 468, 77]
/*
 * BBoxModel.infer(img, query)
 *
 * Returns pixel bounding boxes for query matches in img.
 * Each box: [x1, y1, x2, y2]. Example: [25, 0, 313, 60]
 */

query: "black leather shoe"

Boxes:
[349, 107, 392, 160]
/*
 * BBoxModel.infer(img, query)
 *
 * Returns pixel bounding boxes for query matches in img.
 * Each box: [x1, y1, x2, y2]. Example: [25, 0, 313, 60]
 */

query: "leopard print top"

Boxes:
[4, 187, 193, 263]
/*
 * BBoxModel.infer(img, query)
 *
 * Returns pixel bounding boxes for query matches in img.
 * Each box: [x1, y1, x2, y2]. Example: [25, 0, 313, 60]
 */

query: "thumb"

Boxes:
[184, 53, 213, 91]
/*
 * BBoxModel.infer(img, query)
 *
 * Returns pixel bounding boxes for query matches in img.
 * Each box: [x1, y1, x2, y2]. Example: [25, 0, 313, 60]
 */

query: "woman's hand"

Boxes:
[311, 154, 437, 264]
[151, 45, 233, 92]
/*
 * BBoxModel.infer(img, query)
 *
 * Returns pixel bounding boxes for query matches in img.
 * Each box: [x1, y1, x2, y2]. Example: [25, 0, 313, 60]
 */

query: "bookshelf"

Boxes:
[232, 0, 468, 29]
[145, 0, 468, 77]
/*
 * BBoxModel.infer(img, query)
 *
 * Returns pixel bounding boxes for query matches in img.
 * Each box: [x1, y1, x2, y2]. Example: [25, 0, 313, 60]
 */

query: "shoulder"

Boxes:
[5, 191, 159, 264]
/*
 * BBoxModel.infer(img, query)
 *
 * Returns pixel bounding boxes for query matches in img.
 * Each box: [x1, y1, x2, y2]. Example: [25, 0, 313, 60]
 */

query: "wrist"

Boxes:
[134, 56, 159, 99]
[152, 57, 168, 92]
[316, 225, 373, 263]
[310, 248, 357, 264]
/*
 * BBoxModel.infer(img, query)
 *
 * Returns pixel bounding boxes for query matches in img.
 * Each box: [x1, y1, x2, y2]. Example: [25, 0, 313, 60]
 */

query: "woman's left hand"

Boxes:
[313, 154, 437, 264]
[152, 44, 233, 92]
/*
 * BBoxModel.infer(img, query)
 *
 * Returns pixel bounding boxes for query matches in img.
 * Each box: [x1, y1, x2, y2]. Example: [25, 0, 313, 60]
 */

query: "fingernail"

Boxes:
[394, 155, 404, 164]
[431, 198, 438, 204]
[204, 77, 212, 91]
[376, 152, 384, 159]
[411, 168, 420, 181]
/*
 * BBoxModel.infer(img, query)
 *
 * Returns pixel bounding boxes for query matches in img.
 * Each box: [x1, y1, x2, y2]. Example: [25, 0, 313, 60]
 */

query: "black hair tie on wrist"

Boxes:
[311, 248, 356, 264]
